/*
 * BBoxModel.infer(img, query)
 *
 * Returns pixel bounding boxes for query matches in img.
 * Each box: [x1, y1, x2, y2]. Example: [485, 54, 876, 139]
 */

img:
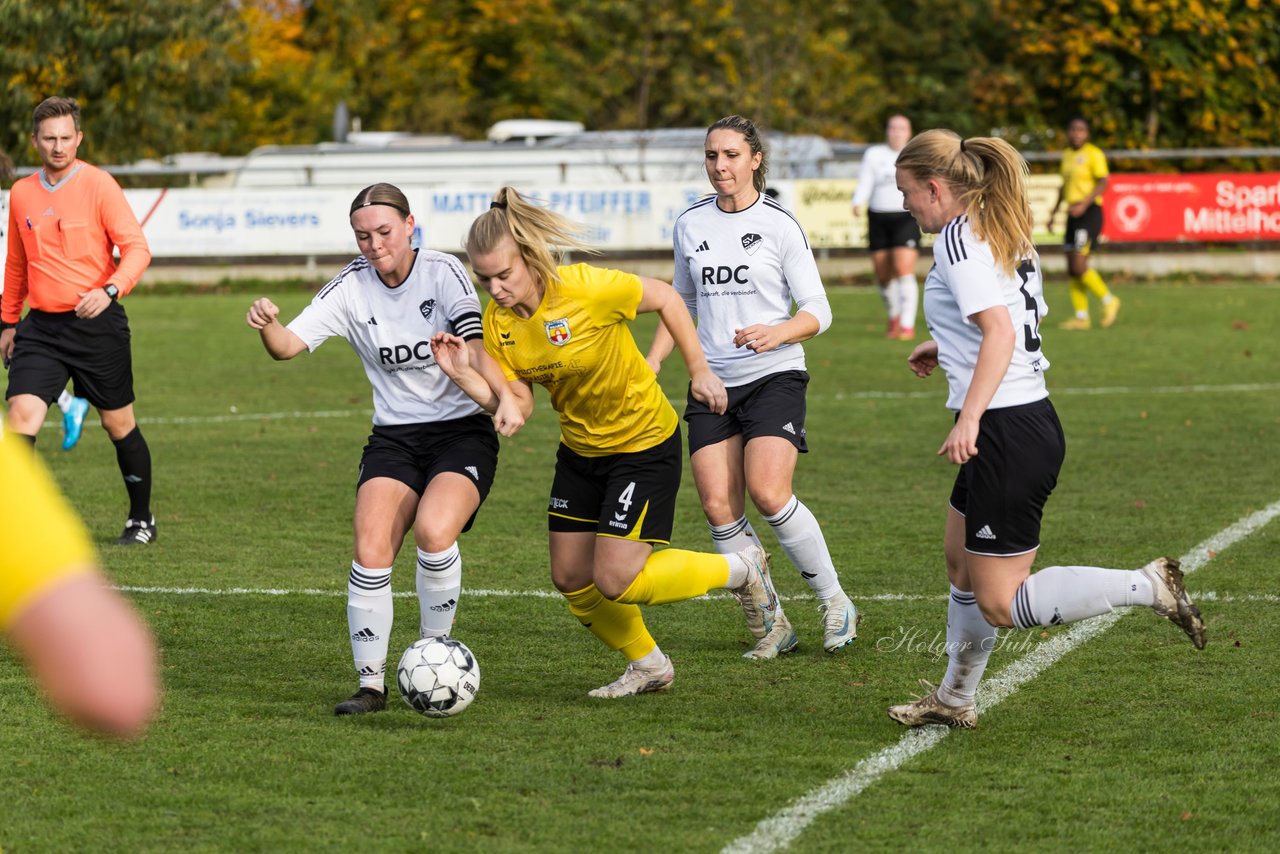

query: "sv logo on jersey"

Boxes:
[419, 299, 436, 320]
[701, 265, 749, 285]
[545, 318, 572, 346]
[741, 233, 763, 255]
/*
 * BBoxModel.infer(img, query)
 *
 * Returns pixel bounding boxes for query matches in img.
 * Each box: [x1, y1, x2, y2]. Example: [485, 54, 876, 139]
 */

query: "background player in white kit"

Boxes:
[851, 114, 922, 340]
[650, 114, 859, 657]
[246, 183, 520, 716]
[888, 130, 1206, 729]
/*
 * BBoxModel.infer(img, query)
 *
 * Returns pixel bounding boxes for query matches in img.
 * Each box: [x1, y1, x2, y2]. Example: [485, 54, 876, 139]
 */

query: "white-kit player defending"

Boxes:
[246, 183, 521, 716]
[649, 114, 859, 656]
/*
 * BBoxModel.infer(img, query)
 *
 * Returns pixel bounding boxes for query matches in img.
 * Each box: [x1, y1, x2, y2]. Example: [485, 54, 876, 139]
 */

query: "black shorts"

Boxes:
[1064, 204, 1103, 255]
[685, 370, 809, 456]
[867, 210, 921, 252]
[5, 305, 135, 410]
[948, 397, 1065, 556]
[547, 428, 681, 544]
[357, 413, 499, 534]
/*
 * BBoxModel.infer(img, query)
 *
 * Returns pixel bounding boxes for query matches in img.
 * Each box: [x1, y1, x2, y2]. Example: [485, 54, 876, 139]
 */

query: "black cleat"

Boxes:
[334, 686, 387, 716]
[116, 516, 157, 546]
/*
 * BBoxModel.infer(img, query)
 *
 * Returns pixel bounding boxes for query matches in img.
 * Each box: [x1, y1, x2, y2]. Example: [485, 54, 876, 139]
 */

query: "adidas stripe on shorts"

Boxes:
[356, 413, 499, 533]
[684, 369, 810, 456]
[948, 397, 1065, 556]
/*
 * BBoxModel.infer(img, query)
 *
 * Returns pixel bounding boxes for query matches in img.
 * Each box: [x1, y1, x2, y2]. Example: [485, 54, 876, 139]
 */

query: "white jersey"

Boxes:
[672, 194, 831, 387]
[851, 144, 907, 213]
[287, 250, 486, 426]
[924, 216, 1050, 411]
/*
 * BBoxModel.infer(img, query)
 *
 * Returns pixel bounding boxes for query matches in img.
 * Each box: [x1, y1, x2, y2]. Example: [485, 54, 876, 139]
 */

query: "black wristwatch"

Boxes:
[104, 284, 120, 301]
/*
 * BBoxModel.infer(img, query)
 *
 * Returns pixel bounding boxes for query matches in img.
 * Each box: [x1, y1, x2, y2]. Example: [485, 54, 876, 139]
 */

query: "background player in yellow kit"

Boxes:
[1047, 117, 1120, 330]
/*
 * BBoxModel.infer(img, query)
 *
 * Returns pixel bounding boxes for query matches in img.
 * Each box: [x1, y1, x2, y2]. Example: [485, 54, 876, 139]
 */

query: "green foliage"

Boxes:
[1, 282, 1278, 849]
[0, 0, 246, 163]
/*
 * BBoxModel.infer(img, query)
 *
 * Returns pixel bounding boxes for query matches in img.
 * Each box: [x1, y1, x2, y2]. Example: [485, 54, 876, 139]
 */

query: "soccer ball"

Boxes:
[396, 636, 480, 718]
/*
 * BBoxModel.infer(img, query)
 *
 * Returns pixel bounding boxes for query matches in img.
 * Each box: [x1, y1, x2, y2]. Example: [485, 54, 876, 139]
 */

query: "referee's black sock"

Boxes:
[112, 426, 152, 521]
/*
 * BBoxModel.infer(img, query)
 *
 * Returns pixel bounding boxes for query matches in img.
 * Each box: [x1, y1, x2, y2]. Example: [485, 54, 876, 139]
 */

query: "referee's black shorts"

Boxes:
[5, 304, 136, 410]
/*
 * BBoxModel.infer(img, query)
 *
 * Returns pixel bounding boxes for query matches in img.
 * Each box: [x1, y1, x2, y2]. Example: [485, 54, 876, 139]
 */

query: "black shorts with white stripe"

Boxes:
[948, 397, 1064, 556]
[356, 413, 499, 533]
[685, 370, 809, 456]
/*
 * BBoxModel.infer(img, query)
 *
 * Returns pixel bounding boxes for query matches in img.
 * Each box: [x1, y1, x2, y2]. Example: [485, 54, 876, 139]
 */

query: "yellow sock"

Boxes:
[615, 548, 731, 606]
[563, 584, 655, 661]
[1080, 268, 1111, 300]
[1068, 277, 1089, 315]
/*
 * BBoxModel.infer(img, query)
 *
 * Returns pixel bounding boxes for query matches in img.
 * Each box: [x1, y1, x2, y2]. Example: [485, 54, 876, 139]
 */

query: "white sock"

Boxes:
[1011, 565, 1155, 629]
[895, 275, 919, 330]
[937, 586, 997, 707]
[763, 495, 843, 600]
[878, 282, 897, 325]
[708, 515, 760, 555]
[57, 389, 75, 411]
[416, 544, 462, 638]
[633, 645, 666, 669]
[347, 562, 393, 689]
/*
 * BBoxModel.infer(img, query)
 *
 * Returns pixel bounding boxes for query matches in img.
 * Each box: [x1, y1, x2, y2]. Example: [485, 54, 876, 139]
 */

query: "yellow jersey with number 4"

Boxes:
[483, 263, 678, 457]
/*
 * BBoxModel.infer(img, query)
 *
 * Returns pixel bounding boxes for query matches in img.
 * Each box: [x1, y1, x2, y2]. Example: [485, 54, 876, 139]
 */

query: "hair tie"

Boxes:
[959, 139, 966, 153]
[357, 200, 408, 216]
[490, 201, 507, 210]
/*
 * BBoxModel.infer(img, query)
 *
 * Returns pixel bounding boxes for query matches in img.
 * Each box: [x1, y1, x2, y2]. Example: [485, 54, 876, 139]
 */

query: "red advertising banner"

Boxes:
[1102, 173, 1280, 242]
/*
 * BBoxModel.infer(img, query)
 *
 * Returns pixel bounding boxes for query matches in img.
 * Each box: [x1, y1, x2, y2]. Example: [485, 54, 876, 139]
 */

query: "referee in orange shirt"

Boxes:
[2, 97, 156, 545]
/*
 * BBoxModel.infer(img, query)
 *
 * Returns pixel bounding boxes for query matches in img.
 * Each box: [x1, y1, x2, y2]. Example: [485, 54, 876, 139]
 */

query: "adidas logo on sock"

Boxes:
[465, 465, 479, 480]
[428, 599, 457, 613]
[357, 665, 381, 676]
[782, 422, 796, 435]
[351, 627, 379, 642]
[695, 240, 710, 252]
[975, 525, 997, 540]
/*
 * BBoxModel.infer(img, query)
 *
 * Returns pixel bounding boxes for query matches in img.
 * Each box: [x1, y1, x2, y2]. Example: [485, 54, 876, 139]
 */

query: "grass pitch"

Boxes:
[2, 280, 1278, 851]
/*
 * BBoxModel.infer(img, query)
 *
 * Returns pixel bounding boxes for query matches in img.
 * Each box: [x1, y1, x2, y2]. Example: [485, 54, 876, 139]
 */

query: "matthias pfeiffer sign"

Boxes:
[1102, 173, 1280, 243]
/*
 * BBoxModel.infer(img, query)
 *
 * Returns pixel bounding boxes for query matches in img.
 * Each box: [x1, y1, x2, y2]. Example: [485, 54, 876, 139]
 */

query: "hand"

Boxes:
[907, 340, 939, 378]
[1, 328, 14, 365]
[430, 332, 470, 377]
[74, 288, 113, 319]
[1067, 201, 1088, 218]
[493, 394, 526, 437]
[939, 415, 980, 465]
[733, 323, 783, 354]
[689, 367, 728, 415]
[246, 298, 280, 330]
[645, 354, 663, 375]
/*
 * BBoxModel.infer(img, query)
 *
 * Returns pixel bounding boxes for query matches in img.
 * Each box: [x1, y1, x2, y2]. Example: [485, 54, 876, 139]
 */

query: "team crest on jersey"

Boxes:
[544, 318, 572, 346]
[741, 233, 763, 255]
[419, 299, 436, 320]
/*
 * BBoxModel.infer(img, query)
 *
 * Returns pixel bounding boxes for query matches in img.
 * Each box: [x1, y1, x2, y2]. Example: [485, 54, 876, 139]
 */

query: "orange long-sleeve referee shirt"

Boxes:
[2, 161, 150, 324]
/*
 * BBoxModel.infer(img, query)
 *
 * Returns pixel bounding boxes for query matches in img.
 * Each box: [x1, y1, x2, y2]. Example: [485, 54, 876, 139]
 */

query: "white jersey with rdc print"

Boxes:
[924, 215, 1050, 411]
[672, 194, 830, 387]
[287, 250, 486, 426]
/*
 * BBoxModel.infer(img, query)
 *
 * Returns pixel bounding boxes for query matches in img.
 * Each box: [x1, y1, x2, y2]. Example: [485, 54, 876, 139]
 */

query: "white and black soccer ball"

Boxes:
[396, 636, 480, 718]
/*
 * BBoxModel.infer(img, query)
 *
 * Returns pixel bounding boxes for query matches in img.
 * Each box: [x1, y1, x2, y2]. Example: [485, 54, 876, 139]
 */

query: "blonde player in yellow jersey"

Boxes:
[0, 432, 159, 737]
[1047, 117, 1120, 330]
[432, 186, 795, 698]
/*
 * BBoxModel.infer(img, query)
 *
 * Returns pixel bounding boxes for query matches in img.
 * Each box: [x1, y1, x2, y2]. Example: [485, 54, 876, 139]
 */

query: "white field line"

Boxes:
[722, 498, 1280, 854]
[39, 381, 1280, 431]
[112, 585, 1275, 605]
